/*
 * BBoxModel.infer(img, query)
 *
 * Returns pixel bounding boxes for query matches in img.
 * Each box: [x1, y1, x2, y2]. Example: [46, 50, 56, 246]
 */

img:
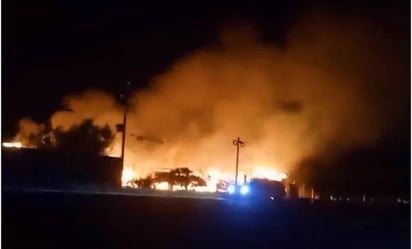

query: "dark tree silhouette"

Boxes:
[53, 119, 114, 155]
[133, 176, 153, 188]
[169, 168, 193, 190]
[188, 175, 207, 187]
[150, 168, 207, 191]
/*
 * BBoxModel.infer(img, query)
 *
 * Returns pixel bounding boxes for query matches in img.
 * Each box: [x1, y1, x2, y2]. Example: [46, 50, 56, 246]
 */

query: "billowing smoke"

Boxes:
[14, 118, 43, 146]
[14, 7, 408, 180]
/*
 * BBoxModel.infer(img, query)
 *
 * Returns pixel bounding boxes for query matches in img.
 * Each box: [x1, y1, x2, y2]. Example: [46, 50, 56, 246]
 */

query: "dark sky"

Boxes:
[2, 1, 302, 135]
[2, 0, 410, 194]
[4, 0, 408, 133]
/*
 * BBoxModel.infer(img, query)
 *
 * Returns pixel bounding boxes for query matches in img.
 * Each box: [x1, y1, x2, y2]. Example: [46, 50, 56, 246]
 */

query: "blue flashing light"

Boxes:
[228, 184, 236, 194]
[240, 185, 249, 195]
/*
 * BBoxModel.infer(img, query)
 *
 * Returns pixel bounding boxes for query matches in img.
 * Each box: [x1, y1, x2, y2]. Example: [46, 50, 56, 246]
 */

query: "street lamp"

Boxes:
[233, 137, 245, 186]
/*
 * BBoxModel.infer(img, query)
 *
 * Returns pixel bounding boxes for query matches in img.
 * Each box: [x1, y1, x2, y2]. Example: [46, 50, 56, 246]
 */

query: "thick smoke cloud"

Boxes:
[14, 7, 408, 180]
[14, 118, 43, 145]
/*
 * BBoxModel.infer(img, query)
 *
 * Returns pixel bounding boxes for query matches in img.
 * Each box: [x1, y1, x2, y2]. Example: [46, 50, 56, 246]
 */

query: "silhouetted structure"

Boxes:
[248, 178, 286, 200]
[2, 148, 122, 189]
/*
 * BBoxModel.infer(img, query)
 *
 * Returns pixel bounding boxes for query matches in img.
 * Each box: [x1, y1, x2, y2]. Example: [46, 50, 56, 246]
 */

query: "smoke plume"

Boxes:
[14, 7, 409, 179]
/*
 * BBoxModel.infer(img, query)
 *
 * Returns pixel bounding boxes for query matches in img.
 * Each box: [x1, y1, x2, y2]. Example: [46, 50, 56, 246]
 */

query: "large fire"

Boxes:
[251, 167, 288, 182]
[4, 136, 289, 192]
[121, 168, 136, 186]
[9, 13, 401, 195]
[2, 142, 22, 148]
[121, 166, 288, 192]
[3, 139, 289, 191]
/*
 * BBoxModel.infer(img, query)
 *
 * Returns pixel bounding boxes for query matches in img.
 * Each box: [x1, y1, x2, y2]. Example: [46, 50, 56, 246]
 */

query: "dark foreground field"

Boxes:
[3, 191, 410, 249]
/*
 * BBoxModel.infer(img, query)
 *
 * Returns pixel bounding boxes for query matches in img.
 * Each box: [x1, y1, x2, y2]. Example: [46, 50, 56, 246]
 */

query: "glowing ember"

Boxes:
[121, 168, 135, 186]
[2, 142, 22, 148]
[192, 186, 216, 192]
[154, 182, 169, 190]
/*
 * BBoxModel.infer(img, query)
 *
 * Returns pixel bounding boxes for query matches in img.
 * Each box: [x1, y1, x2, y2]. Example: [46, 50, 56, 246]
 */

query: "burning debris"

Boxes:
[121, 165, 288, 193]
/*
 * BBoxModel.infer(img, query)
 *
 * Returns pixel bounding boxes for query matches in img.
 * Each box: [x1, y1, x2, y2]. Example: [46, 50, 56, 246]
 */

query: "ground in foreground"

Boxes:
[3, 191, 410, 249]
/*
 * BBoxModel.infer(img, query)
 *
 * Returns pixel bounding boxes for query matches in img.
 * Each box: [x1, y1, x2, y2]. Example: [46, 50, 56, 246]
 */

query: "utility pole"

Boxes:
[232, 137, 245, 186]
[120, 105, 127, 167]
[117, 81, 132, 170]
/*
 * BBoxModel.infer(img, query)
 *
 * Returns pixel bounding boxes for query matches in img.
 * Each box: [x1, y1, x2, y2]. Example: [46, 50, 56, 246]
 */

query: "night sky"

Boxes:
[2, 1, 298, 135]
[2, 0, 410, 195]
[5, 0, 402, 133]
